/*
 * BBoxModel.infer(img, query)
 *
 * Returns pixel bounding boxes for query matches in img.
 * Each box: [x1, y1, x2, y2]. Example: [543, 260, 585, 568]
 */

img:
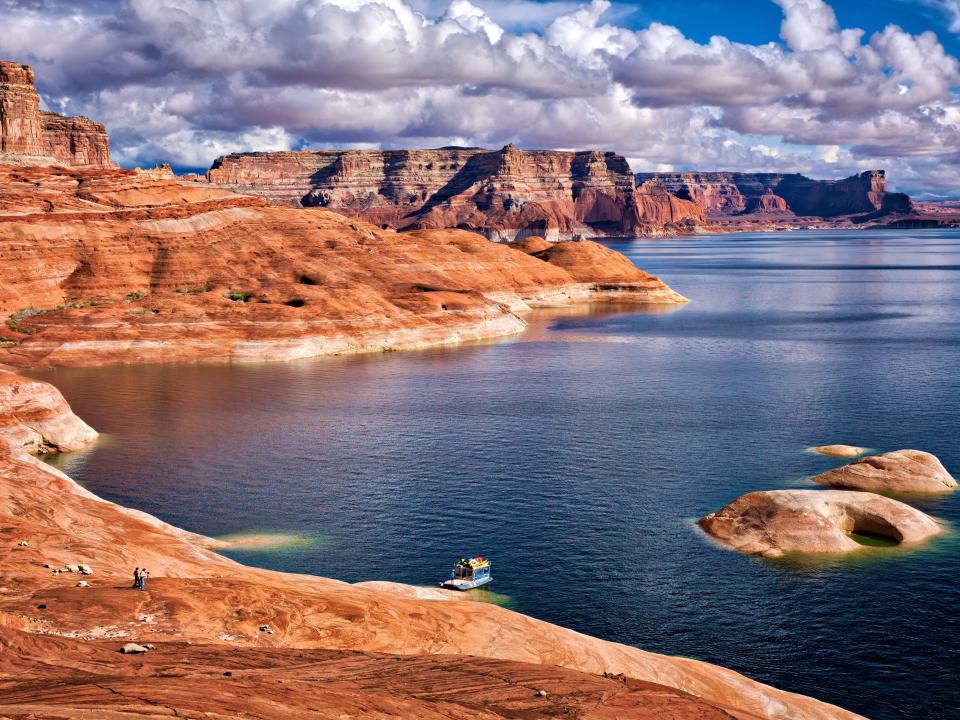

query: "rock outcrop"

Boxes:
[812, 445, 866, 458]
[699, 489, 942, 556]
[636, 170, 913, 219]
[813, 450, 957, 494]
[0, 372, 865, 719]
[0, 163, 686, 368]
[0, 61, 110, 167]
[206, 145, 704, 240]
[0, 369, 97, 452]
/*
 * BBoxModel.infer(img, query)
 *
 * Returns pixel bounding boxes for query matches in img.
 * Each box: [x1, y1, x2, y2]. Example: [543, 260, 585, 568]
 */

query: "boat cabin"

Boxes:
[441, 556, 492, 591]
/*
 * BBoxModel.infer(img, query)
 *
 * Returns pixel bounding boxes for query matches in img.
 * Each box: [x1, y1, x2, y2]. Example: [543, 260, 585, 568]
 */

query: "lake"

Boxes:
[38, 229, 960, 719]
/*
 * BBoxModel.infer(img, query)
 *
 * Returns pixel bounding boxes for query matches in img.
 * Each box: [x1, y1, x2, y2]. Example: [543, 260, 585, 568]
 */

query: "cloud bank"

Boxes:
[2, 0, 959, 195]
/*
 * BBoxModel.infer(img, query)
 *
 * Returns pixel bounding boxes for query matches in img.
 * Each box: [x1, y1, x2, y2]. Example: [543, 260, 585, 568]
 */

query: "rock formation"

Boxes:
[0, 61, 110, 167]
[699, 489, 942, 556]
[0, 163, 686, 368]
[812, 445, 866, 458]
[0, 370, 97, 452]
[636, 170, 913, 219]
[205, 145, 704, 240]
[0, 371, 865, 719]
[813, 450, 957, 494]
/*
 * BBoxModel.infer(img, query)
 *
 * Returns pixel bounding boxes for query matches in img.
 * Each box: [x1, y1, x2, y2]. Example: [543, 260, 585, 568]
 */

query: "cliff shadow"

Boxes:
[414, 151, 501, 218]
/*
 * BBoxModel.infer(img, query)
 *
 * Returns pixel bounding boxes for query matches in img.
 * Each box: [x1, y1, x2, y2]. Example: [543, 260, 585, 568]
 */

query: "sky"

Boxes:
[2, 0, 960, 197]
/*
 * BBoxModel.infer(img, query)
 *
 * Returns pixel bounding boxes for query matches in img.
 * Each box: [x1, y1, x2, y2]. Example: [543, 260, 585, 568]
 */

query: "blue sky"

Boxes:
[2, 0, 960, 196]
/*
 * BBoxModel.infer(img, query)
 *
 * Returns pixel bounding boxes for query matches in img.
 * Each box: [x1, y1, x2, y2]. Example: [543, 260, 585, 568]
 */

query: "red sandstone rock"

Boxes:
[0, 60, 110, 168]
[0, 372, 865, 719]
[40, 111, 111, 168]
[813, 444, 865, 458]
[0, 62, 46, 157]
[0, 163, 686, 368]
[813, 450, 957, 494]
[206, 145, 704, 240]
[637, 170, 912, 219]
[699, 489, 943, 556]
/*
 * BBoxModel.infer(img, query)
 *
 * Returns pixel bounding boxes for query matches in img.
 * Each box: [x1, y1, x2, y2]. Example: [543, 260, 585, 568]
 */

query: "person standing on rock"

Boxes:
[133, 567, 140, 589]
[139, 568, 148, 591]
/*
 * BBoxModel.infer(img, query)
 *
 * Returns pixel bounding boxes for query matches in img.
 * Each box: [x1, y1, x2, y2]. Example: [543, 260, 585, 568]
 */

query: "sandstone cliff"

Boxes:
[636, 170, 913, 219]
[0, 370, 865, 719]
[0, 163, 685, 368]
[0, 61, 110, 167]
[206, 145, 704, 240]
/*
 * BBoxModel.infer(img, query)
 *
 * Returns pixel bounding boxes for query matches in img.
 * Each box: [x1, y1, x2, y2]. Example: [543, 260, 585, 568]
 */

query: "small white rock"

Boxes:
[120, 642, 149, 654]
[17, 540, 28, 547]
[64, 564, 79, 573]
[78, 564, 93, 575]
[76, 580, 89, 588]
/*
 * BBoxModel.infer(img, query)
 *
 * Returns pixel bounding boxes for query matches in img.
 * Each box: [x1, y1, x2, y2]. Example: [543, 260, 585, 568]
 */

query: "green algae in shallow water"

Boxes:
[462, 587, 516, 609]
[848, 531, 900, 548]
[214, 529, 326, 554]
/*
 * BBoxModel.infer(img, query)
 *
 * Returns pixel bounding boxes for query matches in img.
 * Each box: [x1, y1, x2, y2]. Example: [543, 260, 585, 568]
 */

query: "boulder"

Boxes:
[508, 236, 552, 254]
[813, 445, 865, 458]
[120, 643, 149, 654]
[813, 450, 957, 494]
[698, 489, 942, 557]
[78, 564, 93, 575]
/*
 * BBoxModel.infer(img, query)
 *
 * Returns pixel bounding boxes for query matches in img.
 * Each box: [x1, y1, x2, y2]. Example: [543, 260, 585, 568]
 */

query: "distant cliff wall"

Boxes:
[207, 145, 704, 240]
[635, 170, 912, 218]
[0, 61, 110, 167]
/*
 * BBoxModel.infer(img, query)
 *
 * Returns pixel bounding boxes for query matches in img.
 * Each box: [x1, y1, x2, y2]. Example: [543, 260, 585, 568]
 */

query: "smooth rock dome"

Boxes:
[812, 450, 957, 494]
[812, 444, 865, 458]
[698, 489, 942, 557]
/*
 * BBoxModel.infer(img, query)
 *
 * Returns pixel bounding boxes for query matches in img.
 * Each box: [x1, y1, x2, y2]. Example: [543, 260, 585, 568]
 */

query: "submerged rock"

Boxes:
[699, 489, 942, 557]
[813, 445, 865, 458]
[813, 450, 957, 494]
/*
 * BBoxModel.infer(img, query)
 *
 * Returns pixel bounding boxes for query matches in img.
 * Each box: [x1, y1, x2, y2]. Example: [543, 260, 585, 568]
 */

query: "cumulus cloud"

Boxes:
[2, 0, 960, 195]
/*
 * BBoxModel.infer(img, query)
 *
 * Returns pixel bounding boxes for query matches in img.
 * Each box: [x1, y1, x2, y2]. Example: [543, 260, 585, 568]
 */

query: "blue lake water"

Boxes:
[38, 230, 960, 719]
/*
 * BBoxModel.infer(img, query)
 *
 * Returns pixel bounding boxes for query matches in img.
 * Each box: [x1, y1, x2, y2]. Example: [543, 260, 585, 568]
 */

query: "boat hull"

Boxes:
[440, 576, 493, 591]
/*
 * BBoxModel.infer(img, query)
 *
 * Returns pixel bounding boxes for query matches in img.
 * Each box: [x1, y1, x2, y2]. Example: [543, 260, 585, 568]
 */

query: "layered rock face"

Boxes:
[0, 62, 45, 156]
[636, 170, 913, 218]
[0, 372, 865, 719]
[0, 163, 686, 368]
[206, 145, 704, 240]
[813, 450, 957, 494]
[40, 111, 111, 167]
[0, 61, 110, 167]
[699, 489, 943, 556]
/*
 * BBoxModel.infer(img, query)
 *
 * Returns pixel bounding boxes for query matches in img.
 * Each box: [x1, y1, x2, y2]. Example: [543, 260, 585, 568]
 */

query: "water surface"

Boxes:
[40, 230, 960, 719]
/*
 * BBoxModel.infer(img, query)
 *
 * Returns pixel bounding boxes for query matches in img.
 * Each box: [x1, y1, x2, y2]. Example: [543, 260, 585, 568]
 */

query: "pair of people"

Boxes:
[132, 566, 149, 591]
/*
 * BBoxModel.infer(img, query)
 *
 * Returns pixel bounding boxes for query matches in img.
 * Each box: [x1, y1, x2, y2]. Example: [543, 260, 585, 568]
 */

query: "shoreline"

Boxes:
[0, 366, 864, 719]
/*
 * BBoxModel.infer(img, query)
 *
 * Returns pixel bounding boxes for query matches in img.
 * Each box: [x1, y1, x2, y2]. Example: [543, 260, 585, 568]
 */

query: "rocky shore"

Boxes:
[0, 368, 865, 719]
[0, 162, 686, 369]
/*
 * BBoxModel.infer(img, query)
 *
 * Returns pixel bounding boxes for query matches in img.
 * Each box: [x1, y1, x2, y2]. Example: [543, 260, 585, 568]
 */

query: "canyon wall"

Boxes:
[636, 170, 912, 218]
[0, 61, 110, 167]
[206, 145, 704, 240]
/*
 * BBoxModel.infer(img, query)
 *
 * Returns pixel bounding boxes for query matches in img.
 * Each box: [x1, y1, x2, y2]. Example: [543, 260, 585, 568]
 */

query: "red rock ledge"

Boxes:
[0, 163, 685, 368]
[0, 369, 864, 719]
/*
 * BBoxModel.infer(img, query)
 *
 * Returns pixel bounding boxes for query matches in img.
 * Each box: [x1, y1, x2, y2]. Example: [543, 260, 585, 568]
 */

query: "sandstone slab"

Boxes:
[699, 489, 942, 556]
[813, 450, 957, 494]
[813, 445, 866, 458]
